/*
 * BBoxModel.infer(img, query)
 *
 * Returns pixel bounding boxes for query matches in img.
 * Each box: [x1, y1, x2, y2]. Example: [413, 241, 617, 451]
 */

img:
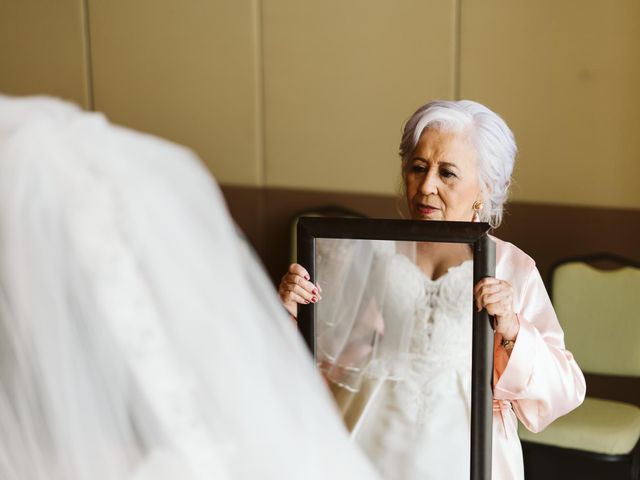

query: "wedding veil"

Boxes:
[0, 95, 379, 480]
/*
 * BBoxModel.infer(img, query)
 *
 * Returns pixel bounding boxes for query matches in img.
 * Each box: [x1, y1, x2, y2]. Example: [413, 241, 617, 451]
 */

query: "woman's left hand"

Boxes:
[473, 277, 520, 341]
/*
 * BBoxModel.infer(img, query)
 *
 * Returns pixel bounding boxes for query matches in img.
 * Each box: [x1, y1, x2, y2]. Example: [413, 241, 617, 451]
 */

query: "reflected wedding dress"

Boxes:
[320, 242, 475, 479]
[0, 95, 379, 480]
[352, 256, 474, 480]
[318, 238, 586, 480]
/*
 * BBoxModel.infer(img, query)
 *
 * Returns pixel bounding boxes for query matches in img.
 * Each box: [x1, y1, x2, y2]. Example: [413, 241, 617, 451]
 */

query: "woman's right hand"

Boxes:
[278, 263, 321, 319]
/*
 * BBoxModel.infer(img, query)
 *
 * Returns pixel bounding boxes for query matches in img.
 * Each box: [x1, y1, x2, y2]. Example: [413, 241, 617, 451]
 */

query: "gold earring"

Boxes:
[472, 200, 483, 212]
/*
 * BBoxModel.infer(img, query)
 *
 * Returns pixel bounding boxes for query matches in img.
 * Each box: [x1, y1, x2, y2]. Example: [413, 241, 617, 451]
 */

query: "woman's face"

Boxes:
[405, 128, 482, 222]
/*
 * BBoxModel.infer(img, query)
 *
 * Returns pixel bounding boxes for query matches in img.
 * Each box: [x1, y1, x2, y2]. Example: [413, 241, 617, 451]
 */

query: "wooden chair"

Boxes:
[519, 254, 640, 479]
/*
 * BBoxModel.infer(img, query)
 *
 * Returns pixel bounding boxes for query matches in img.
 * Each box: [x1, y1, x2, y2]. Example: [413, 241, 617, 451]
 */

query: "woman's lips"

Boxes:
[415, 205, 440, 215]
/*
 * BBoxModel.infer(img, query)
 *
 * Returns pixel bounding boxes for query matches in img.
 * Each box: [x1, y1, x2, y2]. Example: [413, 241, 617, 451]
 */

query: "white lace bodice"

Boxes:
[328, 247, 475, 480]
[382, 254, 473, 363]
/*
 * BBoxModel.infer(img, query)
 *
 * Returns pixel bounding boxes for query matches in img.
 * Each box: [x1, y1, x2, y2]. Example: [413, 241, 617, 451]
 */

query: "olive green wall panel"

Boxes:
[4, 0, 639, 209]
[460, 0, 640, 209]
[88, 0, 262, 185]
[0, 0, 90, 107]
[262, 0, 458, 195]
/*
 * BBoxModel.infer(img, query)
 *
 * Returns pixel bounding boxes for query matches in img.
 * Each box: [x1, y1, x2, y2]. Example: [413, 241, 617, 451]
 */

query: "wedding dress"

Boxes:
[315, 235, 586, 480]
[316, 240, 474, 479]
[0, 95, 379, 480]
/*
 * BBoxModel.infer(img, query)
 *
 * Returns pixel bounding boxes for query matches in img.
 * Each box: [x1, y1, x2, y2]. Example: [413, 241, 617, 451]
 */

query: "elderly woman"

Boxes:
[278, 100, 586, 479]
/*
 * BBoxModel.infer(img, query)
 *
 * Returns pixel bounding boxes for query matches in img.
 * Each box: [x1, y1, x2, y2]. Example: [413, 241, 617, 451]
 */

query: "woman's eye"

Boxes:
[441, 169, 456, 179]
[410, 164, 427, 174]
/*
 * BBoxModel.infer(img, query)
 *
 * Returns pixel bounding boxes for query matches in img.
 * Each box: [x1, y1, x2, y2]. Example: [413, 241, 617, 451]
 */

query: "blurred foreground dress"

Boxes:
[0, 95, 379, 480]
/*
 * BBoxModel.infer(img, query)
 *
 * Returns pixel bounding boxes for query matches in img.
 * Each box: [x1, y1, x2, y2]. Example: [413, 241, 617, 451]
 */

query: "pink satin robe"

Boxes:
[491, 236, 586, 478]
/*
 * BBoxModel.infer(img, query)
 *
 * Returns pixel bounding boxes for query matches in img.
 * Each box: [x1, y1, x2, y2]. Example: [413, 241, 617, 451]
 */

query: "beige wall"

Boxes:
[0, 0, 91, 108]
[87, 0, 262, 186]
[262, 0, 457, 195]
[460, 0, 640, 209]
[1, 1, 638, 208]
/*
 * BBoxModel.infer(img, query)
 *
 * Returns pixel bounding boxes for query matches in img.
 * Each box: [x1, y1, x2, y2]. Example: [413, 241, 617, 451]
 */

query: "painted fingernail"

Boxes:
[305, 300, 310, 304]
[311, 296, 317, 303]
[312, 288, 318, 295]
[304, 275, 310, 280]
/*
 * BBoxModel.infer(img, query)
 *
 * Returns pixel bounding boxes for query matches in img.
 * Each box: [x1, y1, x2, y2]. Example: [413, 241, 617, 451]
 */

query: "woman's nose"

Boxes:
[419, 170, 438, 195]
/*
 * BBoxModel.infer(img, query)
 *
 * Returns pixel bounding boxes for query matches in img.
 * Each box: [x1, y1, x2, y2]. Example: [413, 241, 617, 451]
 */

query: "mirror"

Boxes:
[318, 238, 475, 479]
[297, 218, 495, 480]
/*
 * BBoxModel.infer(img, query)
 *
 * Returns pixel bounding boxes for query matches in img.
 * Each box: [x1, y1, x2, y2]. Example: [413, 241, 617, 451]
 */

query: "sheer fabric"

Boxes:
[315, 239, 474, 478]
[0, 95, 379, 480]
[316, 240, 472, 392]
[316, 239, 397, 391]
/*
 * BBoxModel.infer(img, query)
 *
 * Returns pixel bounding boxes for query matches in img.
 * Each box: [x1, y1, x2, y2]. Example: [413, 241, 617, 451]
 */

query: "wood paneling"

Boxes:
[221, 185, 640, 286]
[497, 201, 640, 284]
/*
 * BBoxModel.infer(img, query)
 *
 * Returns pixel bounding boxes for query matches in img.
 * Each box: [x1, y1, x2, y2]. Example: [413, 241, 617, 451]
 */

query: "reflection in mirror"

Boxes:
[316, 238, 475, 479]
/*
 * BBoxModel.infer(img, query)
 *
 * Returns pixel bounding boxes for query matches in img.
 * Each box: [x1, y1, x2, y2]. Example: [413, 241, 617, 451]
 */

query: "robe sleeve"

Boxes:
[493, 261, 586, 433]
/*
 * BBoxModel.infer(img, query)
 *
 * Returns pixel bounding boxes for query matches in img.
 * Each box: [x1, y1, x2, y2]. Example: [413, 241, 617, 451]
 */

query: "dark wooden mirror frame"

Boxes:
[297, 217, 496, 480]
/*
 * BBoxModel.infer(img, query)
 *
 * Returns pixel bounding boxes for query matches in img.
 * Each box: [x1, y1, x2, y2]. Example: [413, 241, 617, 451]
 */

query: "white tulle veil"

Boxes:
[315, 239, 413, 389]
[0, 95, 379, 480]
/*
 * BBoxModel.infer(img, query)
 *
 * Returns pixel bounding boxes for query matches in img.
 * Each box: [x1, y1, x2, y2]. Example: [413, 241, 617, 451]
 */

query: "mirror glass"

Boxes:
[315, 238, 475, 479]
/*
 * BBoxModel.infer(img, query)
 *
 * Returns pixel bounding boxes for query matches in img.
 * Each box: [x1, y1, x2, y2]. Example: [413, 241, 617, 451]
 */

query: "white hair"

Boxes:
[399, 100, 517, 228]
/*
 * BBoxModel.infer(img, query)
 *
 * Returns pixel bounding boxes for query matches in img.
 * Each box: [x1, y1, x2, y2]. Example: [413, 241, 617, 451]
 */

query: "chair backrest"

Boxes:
[550, 254, 640, 377]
